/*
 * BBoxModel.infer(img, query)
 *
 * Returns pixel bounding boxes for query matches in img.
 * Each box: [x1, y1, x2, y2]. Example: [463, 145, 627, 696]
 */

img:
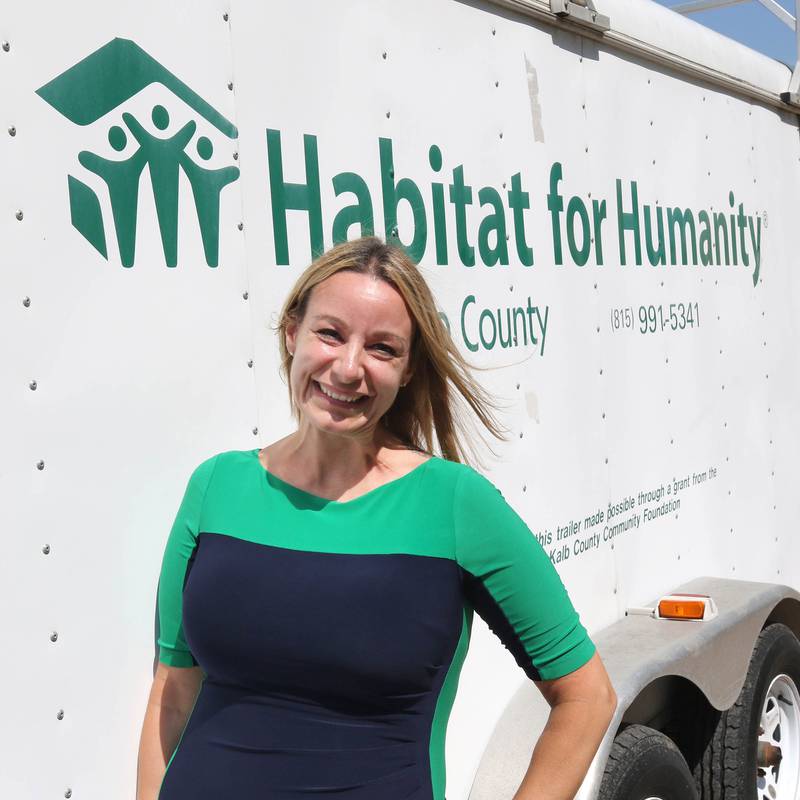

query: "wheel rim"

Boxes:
[757, 673, 800, 799]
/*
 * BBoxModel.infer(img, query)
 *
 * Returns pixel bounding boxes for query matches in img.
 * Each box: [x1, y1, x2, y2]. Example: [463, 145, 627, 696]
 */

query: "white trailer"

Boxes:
[3, 1, 800, 798]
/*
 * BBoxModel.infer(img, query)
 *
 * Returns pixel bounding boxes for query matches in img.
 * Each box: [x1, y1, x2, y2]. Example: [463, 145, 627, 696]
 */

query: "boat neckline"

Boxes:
[250, 448, 435, 506]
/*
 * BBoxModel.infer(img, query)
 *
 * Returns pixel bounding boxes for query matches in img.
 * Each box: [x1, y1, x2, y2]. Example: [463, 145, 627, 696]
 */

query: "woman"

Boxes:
[136, 236, 617, 800]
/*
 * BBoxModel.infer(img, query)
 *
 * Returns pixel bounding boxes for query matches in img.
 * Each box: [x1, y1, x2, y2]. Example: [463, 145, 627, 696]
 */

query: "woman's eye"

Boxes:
[317, 329, 395, 356]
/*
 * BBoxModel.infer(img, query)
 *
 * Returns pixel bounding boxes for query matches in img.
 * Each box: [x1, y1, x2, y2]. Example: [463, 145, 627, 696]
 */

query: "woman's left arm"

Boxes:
[512, 651, 617, 800]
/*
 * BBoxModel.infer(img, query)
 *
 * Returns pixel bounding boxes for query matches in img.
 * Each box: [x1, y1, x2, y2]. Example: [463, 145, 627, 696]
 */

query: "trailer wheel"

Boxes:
[697, 622, 800, 800]
[598, 724, 699, 800]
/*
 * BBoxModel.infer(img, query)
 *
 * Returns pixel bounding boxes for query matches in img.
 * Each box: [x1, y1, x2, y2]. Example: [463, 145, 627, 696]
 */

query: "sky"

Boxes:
[655, 0, 796, 68]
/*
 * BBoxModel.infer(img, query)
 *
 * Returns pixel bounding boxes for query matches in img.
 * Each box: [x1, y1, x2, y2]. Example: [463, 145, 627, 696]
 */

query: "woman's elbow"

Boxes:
[582, 656, 618, 729]
[598, 677, 618, 727]
[590, 652, 618, 720]
[540, 651, 618, 727]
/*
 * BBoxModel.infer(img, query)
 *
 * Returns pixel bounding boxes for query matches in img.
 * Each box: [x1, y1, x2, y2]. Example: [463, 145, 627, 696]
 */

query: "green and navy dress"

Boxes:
[155, 448, 595, 799]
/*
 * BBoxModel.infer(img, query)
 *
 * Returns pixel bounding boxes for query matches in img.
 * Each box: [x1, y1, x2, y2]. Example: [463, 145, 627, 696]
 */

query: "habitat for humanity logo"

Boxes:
[36, 38, 239, 267]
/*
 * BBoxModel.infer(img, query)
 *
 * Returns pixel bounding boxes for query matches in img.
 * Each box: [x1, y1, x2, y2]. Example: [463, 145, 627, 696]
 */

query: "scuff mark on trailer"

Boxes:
[525, 391, 540, 422]
[525, 54, 545, 143]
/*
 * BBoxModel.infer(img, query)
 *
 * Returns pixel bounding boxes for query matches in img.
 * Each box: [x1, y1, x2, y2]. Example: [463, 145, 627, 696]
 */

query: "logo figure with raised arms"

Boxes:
[37, 38, 240, 268]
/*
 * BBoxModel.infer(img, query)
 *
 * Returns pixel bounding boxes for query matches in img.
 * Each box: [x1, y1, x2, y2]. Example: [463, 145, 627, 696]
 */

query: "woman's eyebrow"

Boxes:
[311, 314, 407, 344]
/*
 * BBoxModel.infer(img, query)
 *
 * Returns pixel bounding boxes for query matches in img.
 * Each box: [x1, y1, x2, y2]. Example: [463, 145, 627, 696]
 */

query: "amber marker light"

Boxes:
[626, 593, 718, 620]
[656, 593, 717, 621]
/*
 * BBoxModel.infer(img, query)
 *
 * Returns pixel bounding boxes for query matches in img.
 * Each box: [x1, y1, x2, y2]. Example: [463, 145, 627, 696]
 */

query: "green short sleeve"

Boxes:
[156, 454, 219, 667]
[453, 465, 595, 681]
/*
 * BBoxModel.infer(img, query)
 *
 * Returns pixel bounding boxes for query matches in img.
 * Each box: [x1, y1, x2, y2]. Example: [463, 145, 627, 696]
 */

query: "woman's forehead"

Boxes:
[307, 273, 412, 332]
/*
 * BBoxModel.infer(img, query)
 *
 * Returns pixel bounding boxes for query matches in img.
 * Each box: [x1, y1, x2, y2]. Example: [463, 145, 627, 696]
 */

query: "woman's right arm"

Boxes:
[136, 662, 204, 800]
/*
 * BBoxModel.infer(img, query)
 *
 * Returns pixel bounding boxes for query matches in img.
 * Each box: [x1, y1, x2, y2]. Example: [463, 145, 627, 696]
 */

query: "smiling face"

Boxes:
[285, 270, 415, 440]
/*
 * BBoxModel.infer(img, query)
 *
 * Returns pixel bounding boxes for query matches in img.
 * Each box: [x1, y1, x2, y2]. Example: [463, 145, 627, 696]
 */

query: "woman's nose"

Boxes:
[332, 343, 365, 382]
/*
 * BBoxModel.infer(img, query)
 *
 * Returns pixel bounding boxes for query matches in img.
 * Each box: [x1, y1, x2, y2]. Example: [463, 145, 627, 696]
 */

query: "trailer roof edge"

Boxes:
[485, 0, 799, 115]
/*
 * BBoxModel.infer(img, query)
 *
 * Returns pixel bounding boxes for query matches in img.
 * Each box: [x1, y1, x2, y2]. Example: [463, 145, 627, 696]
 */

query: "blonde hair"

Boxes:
[274, 236, 511, 468]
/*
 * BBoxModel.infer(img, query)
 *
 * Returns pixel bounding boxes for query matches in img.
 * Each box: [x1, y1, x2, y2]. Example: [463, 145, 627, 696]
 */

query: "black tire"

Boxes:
[598, 723, 700, 800]
[695, 622, 800, 800]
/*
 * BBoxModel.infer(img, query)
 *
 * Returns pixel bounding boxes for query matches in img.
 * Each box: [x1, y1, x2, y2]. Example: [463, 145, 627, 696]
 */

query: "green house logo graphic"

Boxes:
[37, 38, 239, 268]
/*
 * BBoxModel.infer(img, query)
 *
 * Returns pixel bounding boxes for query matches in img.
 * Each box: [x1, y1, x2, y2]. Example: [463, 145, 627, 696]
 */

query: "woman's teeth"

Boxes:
[317, 382, 364, 403]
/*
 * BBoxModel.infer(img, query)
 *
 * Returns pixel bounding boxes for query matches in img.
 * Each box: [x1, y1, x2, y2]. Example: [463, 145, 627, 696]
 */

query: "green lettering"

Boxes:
[267, 129, 323, 265]
[547, 163, 564, 265]
[449, 165, 475, 267]
[479, 308, 497, 350]
[507, 172, 534, 267]
[566, 195, 591, 266]
[644, 205, 666, 266]
[331, 172, 374, 243]
[713, 211, 730, 264]
[698, 210, 713, 266]
[592, 199, 607, 266]
[477, 187, 508, 267]
[429, 145, 448, 265]
[380, 138, 427, 262]
[666, 207, 697, 265]
[461, 294, 478, 352]
[737, 203, 750, 267]
[616, 179, 641, 266]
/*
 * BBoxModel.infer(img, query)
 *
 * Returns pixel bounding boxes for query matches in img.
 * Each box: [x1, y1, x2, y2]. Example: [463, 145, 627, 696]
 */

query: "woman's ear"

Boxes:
[286, 321, 297, 356]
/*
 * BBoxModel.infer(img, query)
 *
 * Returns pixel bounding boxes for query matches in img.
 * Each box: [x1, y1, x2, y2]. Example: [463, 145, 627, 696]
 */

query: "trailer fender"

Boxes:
[468, 576, 800, 800]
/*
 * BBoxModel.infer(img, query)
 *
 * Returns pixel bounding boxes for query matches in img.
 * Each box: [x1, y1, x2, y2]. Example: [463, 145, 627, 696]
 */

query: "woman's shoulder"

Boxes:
[414, 454, 499, 497]
[425, 455, 490, 480]
[186, 447, 258, 477]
